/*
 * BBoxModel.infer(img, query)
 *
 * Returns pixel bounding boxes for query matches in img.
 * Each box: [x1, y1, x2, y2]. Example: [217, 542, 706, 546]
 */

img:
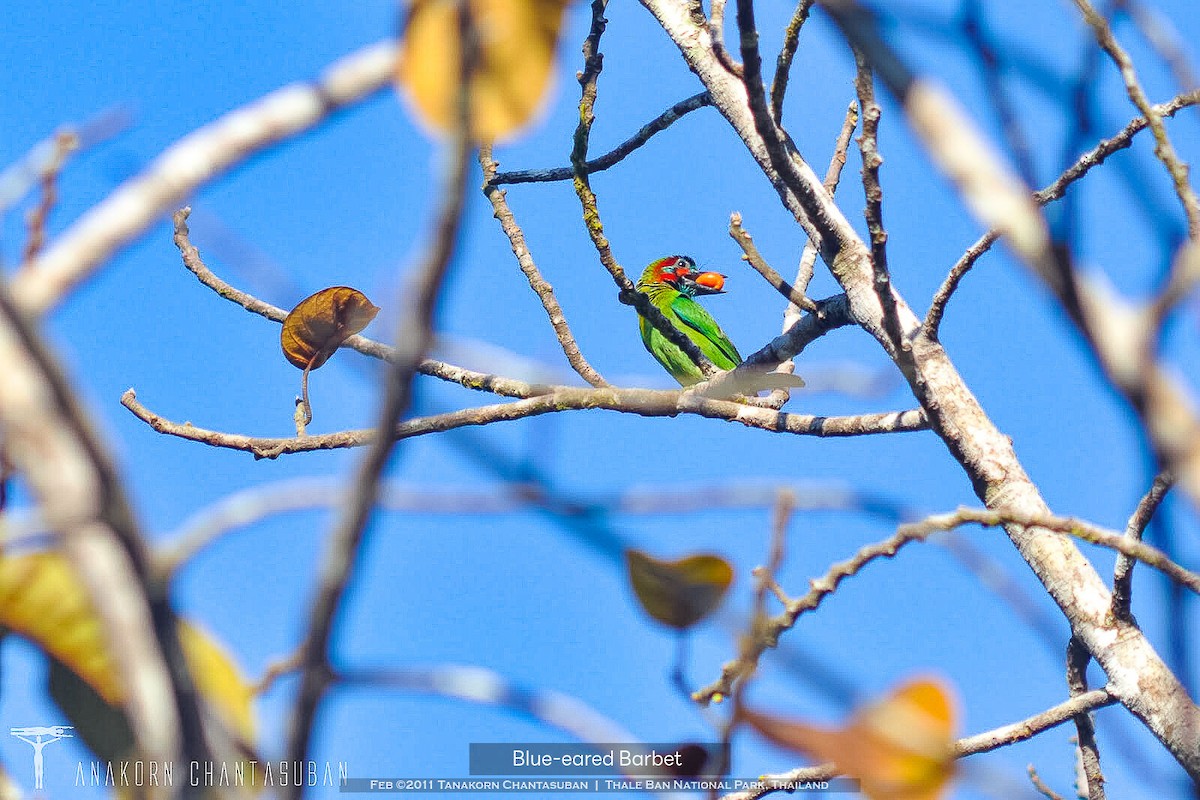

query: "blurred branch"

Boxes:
[480, 147, 608, 387]
[341, 664, 644, 742]
[1117, 0, 1199, 96]
[1111, 469, 1174, 621]
[1072, 0, 1200, 239]
[0, 282, 203, 788]
[924, 88, 1200, 338]
[720, 688, 1116, 800]
[0, 106, 131, 218]
[19, 131, 78, 270]
[283, 79, 473, 800]
[13, 41, 397, 315]
[121, 386, 928, 459]
[489, 92, 713, 185]
[769, 0, 816, 122]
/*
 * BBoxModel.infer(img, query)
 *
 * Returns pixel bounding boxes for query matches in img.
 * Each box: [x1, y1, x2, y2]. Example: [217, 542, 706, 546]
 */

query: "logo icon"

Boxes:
[11, 726, 73, 791]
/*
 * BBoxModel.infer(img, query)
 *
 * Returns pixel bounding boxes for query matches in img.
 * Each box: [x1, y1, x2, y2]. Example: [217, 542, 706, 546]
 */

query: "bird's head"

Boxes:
[640, 255, 727, 296]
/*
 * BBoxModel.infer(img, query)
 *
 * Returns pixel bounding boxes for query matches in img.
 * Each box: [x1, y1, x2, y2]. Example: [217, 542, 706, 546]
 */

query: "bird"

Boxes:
[635, 255, 741, 386]
[634, 255, 805, 392]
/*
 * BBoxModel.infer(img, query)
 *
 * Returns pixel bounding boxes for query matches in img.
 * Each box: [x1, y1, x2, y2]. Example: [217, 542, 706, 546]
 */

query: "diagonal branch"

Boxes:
[13, 41, 397, 316]
[1112, 469, 1174, 620]
[489, 92, 713, 185]
[769, 0, 816, 122]
[480, 147, 607, 387]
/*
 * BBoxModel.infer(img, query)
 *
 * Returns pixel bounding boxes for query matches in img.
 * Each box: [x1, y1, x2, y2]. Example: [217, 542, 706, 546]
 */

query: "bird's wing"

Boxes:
[670, 295, 741, 369]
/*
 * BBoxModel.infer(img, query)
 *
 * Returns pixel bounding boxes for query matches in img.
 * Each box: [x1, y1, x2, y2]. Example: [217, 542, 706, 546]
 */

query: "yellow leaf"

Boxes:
[0, 552, 256, 758]
[625, 549, 733, 630]
[396, 0, 568, 142]
[743, 677, 958, 800]
[280, 286, 380, 371]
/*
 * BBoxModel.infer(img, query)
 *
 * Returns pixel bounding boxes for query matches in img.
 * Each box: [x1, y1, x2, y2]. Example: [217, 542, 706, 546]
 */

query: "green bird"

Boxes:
[634, 255, 742, 386]
[635, 255, 804, 391]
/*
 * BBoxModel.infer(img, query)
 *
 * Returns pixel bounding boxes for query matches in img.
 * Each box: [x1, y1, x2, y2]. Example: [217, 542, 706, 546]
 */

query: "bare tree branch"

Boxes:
[489, 92, 713, 185]
[122, 385, 928, 459]
[769, 0, 816, 122]
[13, 41, 397, 316]
[480, 147, 607, 387]
[571, 0, 720, 380]
[1111, 469, 1175, 620]
[729, 213, 817, 312]
[695, 501, 1200, 704]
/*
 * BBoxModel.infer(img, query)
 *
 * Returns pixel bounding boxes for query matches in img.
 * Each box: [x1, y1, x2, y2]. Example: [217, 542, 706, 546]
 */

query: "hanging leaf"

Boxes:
[742, 677, 958, 800]
[0, 552, 256, 761]
[625, 549, 733, 630]
[280, 286, 380, 371]
[396, 0, 569, 142]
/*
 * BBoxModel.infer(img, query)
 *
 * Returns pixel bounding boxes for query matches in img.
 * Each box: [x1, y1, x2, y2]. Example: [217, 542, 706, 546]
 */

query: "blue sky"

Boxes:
[2, 1, 1199, 798]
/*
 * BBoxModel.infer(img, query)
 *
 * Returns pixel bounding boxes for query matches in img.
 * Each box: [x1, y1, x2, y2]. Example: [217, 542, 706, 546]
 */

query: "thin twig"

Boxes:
[852, 49, 903, 356]
[769, 0, 816, 122]
[794, 101, 859, 300]
[282, 25, 472, 796]
[1111, 469, 1174, 621]
[729, 213, 816, 312]
[0, 106, 131, 218]
[1028, 765, 1068, 800]
[480, 146, 607, 386]
[20, 131, 78, 270]
[13, 41, 397, 316]
[172, 207, 554, 401]
[1066, 638, 1106, 800]
[490, 93, 713, 185]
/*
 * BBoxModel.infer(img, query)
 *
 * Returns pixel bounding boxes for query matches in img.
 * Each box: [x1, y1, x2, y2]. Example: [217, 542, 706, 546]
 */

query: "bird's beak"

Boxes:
[680, 270, 727, 295]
